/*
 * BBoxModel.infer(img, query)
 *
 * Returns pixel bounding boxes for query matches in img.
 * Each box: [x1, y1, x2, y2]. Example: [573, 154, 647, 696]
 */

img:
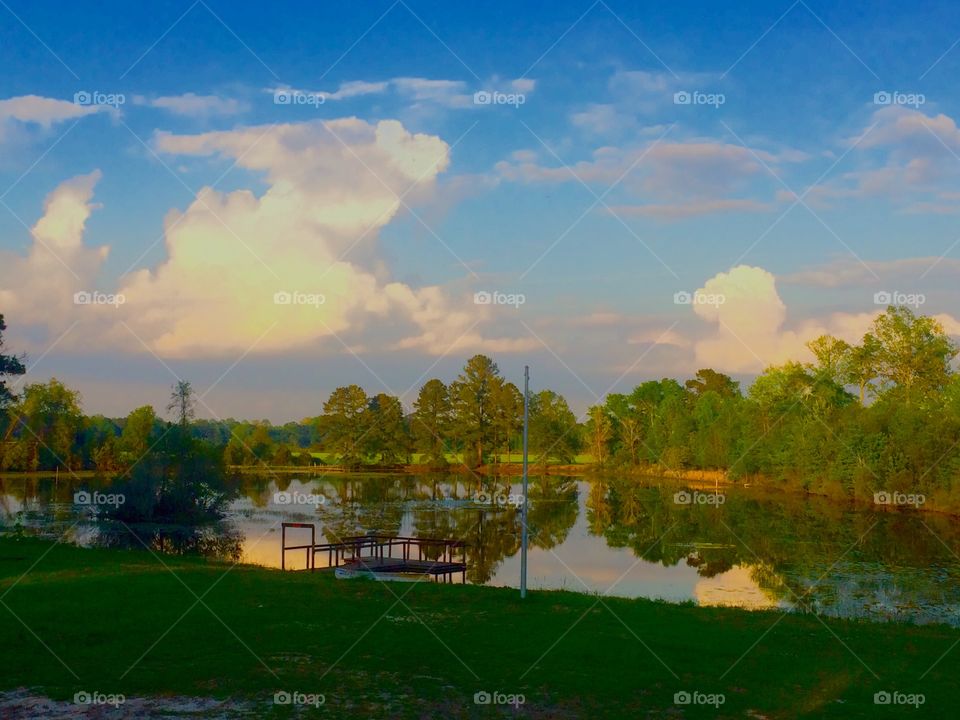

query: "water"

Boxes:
[3, 473, 960, 626]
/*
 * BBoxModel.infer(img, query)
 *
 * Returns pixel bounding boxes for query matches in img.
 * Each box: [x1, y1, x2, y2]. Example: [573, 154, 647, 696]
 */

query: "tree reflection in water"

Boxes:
[587, 476, 960, 622]
[95, 520, 243, 562]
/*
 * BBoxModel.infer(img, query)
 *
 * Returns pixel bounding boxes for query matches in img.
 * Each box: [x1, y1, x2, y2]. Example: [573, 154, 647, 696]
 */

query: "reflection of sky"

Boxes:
[486, 485, 778, 608]
[694, 566, 781, 610]
[178, 478, 779, 607]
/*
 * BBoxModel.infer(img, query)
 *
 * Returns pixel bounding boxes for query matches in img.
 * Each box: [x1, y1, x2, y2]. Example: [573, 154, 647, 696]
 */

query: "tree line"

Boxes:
[3, 307, 960, 510]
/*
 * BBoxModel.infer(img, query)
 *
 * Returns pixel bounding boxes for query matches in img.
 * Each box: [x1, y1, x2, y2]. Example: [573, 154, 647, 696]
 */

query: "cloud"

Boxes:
[0, 95, 105, 127]
[266, 76, 534, 112]
[391, 77, 472, 108]
[497, 138, 786, 219]
[609, 198, 772, 219]
[569, 70, 722, 135]
[782, 256, 960, 288]
[326, 80, 390, 100]
[813, 107, 960, 207]
[572, 312, 625, 327]
[628, 327, 689, 347]
[0, 171, 109, 332]
[571, 104, 627, 135]
[133, 93, 247, 116]
[3, 119, 536, 359]
[686, 264, 960, 373]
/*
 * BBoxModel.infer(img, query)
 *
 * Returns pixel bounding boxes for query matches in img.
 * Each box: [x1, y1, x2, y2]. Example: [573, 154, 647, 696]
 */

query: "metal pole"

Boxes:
[521, 365, 529, 599]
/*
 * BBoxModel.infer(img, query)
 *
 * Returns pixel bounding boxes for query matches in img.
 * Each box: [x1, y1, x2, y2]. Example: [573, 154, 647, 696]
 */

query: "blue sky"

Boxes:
[3, 0, 960, 421]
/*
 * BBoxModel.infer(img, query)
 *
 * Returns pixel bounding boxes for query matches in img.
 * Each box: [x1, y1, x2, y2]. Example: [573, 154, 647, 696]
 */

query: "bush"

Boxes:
[107, 426, 234, 525]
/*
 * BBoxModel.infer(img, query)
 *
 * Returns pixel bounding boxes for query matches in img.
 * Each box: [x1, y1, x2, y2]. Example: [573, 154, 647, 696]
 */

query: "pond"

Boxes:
[3, 473, 960, 626]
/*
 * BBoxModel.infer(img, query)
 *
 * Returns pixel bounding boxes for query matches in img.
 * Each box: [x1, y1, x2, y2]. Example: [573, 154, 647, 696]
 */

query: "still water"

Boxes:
[3, 473, 960, 626]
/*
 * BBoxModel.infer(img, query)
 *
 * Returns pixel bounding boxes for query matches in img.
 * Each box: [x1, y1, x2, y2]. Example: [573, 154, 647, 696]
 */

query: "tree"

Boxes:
[806, 335, 852, 386]
[691, 392, 741, 469]
[82, 415, 121, 472]
[247, 423, 275, 460]
[529, 390, 580, 465]
[0, 314, 26, 409]
[449, 355, 503, 467]
[618, 416, 643, 466]
[167, 381, 196, 426]
[866, 306, 958, 402]
[491, 381, 523, 463]
[586, 405, 613, 466]
[685, 369, 740, 398]
[321, 385, 369, 465]
[362, 393, 409, 463]
[847, 339, 879, 406]
[110, 430, 231, 524]
[8, 379, 84, 470]
[121, 405, 158, 464]
[411, 379, 452, 466]
[272, 444, 293, 466]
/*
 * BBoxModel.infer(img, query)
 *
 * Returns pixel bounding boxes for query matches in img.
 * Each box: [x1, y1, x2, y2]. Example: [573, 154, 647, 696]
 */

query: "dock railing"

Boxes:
[281, 523, 467, 572]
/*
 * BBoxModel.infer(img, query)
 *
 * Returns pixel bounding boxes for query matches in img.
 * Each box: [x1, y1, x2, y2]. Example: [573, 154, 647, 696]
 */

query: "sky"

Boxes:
[3, 0, 960, 422]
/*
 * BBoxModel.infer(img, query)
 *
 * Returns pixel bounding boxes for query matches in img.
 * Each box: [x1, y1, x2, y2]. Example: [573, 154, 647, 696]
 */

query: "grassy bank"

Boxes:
[0, 538, 956, 718]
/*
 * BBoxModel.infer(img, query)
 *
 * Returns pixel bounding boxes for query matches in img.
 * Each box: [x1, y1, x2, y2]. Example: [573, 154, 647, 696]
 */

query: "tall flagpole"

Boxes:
[521, 365, 529, 599]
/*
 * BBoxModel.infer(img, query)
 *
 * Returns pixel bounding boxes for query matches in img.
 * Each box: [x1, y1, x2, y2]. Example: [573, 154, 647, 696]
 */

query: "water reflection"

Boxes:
[95, 521, 243, 561]
[3, 473, 960, 625]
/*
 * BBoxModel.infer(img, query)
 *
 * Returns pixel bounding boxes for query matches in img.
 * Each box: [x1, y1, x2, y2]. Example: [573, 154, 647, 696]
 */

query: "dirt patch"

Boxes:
[0, 689, 261, 719]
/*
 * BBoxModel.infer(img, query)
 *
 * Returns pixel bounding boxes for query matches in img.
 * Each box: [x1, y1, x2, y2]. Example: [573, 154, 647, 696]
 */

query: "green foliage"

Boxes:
[362, 393, 409, 463]
[108, 426, 232, 524]
[411, 379, 452, 467]
[3, 379, 84, 471]
[684, 368, 740, 398]
[528, 390, 580, 465]
[0, 314, 26, 409]
[449, 354, 502, 467]
[120, 405, 159, 465]
[320, 385, 369, 465]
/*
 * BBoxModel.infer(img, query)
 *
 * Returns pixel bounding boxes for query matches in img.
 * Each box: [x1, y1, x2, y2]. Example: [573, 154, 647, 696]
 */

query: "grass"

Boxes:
[0, 537, 956, 718]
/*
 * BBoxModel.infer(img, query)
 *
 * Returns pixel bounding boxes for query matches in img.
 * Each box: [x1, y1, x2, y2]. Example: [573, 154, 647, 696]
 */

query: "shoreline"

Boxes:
[4, 463, 956, 519]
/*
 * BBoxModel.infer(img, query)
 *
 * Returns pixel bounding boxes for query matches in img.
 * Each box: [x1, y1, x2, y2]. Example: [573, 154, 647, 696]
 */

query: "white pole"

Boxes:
[521, 365, 529, 599]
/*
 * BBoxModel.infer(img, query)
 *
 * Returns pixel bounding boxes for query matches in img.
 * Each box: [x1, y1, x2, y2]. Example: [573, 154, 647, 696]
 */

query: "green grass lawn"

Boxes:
[0, 537, 954, 718]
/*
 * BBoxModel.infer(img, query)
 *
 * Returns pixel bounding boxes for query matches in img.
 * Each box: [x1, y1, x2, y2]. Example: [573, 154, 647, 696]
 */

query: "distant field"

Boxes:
[295, 451, 595, 466]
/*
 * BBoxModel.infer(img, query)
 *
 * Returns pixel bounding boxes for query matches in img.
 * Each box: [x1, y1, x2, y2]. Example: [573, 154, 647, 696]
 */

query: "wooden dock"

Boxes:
[281, 523, 467, 583]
